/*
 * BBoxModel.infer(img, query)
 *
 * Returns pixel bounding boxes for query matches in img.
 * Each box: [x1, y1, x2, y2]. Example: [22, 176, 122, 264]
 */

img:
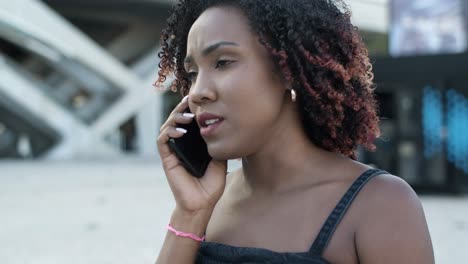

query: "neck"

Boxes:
[240, 102, 346, 195]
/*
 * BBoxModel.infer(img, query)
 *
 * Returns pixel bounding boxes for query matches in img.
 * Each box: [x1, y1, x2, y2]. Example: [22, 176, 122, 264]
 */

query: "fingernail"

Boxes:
[183, 113, 195, 118]
[183, 95, 189, 102]
[176, 128, 187, 134]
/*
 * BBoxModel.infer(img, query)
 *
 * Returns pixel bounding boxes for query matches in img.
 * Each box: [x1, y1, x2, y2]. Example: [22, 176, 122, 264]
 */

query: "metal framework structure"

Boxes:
[0, 0, 388, 159]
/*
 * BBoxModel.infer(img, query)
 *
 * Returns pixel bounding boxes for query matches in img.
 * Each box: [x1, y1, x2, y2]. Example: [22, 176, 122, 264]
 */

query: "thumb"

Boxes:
[199, 159, 228, 189]
[208, 159, 228, 174]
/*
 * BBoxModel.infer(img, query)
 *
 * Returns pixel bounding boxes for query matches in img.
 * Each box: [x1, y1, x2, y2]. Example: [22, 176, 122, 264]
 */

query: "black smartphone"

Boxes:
[168, 109, 212, 178]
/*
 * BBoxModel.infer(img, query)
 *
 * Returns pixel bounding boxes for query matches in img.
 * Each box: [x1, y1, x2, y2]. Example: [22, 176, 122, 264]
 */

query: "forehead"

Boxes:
[187, 6, 253, 51]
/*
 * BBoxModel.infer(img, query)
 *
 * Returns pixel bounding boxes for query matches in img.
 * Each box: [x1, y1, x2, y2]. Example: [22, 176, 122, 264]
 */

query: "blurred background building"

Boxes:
[0, 0, 467, 192]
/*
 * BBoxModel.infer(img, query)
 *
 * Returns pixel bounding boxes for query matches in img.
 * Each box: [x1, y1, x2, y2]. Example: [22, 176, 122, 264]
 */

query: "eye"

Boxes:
[215, 59, 234, 69]
[186, 71, 198, 82]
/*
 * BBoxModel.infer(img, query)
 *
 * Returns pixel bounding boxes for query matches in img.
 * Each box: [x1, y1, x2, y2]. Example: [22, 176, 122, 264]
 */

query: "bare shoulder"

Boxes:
[354, 173, 435, 264]
[358, 172, 422, 210]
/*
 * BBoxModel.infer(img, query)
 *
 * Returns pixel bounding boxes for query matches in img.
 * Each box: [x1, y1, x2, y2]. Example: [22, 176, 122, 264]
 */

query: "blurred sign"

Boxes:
[390, 0, 467, 56]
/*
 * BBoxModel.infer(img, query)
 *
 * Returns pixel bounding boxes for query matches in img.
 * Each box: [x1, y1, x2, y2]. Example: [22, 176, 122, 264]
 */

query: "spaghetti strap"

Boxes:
[308, 169, 388, 256]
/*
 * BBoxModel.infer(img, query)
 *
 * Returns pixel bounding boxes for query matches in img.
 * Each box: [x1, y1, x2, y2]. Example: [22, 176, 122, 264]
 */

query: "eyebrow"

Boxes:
[184, 41, 239, 64]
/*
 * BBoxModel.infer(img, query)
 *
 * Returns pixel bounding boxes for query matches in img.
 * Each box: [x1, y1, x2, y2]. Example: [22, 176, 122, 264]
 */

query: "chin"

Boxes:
[207, 142, 243, 160]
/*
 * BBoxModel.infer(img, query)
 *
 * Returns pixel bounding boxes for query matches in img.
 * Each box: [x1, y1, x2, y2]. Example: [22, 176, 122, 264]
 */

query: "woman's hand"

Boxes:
[157, 96, 227, 215]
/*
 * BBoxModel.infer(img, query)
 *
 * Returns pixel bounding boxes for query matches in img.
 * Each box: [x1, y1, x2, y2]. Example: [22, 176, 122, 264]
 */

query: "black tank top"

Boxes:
[196, 169, 387, 264]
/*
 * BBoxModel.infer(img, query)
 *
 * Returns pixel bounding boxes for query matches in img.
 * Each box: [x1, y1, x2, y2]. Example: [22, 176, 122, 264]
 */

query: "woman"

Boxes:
[155, 0, 434, 263]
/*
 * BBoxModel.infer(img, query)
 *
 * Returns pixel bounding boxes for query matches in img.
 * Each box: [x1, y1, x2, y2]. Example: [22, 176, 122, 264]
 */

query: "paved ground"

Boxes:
[0, 159, 466, 264]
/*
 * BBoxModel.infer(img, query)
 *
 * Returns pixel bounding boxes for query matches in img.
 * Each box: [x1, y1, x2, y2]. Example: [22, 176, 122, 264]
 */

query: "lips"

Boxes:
[197, 112, 224, 136]
[197, 112, 223, 127]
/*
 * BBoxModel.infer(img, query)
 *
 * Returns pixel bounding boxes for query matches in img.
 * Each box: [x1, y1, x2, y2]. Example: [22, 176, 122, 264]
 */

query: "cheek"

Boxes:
[208, 90, 283, 159]
[222, 61, 284, 110]
[205, 103, 276, 160]
[207, 60, 285, 158]
[223, 68, 283, 130]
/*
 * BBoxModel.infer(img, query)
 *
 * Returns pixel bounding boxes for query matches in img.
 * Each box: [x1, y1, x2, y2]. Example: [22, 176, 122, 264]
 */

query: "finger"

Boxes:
[169, 95, 190, 117]
[159, 96, 190, 133]
[160, 112, 195, 133]
[157, 126, 188, 158]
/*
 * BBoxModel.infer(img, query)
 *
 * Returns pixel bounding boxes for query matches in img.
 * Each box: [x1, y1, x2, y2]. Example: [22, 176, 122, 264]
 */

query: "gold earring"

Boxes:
[290, 89, 296, 102]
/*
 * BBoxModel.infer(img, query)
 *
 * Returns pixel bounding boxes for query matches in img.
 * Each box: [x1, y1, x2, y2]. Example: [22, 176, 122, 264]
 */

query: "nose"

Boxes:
[189, 72, 217, 106]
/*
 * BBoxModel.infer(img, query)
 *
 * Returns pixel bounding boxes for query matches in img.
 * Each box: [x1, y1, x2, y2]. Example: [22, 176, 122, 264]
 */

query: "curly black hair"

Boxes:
[155, 0, 380, 159]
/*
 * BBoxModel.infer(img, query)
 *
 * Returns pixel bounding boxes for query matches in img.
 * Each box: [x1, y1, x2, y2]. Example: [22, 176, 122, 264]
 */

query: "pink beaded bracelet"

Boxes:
[166, 224, 205, 242]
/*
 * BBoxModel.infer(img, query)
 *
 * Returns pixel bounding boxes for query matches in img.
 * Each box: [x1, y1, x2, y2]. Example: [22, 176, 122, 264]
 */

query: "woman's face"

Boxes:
[186, 6, 289, 160]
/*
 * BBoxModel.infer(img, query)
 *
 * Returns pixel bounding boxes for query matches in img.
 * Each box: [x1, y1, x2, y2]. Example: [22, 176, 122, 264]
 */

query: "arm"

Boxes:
[156, 209, 212, 264]
[155, 96, 227, 263]
[356, 175, 434, 264]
